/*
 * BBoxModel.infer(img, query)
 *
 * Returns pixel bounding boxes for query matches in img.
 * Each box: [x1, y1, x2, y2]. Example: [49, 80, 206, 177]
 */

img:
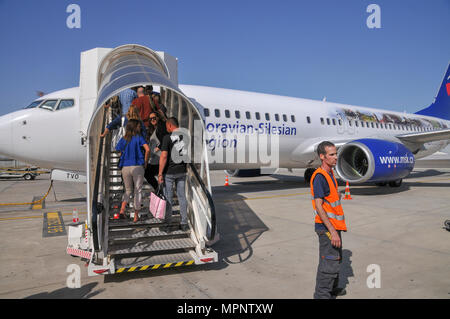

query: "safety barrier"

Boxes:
[0, 181, 53, 206]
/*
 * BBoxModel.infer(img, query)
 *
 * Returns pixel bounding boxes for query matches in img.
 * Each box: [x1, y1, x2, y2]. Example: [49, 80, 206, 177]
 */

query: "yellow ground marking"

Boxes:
[0, 211, 87, 222]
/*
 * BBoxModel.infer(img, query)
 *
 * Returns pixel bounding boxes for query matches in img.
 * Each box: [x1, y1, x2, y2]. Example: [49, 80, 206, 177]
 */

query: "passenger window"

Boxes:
[306, 116, 311, 124]
[204, 108, 210, 117]
[275, 114, 280, 121]
[255, 112, 261, 120]
[265, 113, 270, 121]
[338, 119, 342, 126]
[371, 122, 374, 128]
[291, 115, 296, 122]
[282, 114, 287, 122]
[320, 118, 324, 125]
[40, 100, 58, 111]
[361, 121, 364, 127]
[349, 120, 352, 126]
[225, 110, 230, 118]
[355, 121, 359, 127]
[57, 99, 74, 110]
[246, 111, 251, 119]
[326, 118, 330, 125]
[332, 119, 336, 126]
[235, 111, 240, 119]
[215, 109, 220, 118]
[375, 123, 379, 128]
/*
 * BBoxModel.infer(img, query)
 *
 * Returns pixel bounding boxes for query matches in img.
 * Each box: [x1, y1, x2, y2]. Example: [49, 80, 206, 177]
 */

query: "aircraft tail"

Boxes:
[415, 62, 450, 120]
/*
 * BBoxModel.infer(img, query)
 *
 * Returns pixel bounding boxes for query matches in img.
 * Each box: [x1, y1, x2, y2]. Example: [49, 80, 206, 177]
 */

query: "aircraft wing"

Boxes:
[396, 128, 450, 144]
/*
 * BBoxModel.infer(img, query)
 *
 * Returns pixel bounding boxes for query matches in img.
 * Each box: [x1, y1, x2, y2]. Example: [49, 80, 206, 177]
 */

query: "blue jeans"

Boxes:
[163, 173, 188, 225]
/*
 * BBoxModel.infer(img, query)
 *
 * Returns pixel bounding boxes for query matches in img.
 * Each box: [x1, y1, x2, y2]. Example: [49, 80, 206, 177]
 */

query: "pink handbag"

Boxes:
[149, 184, 167, 219]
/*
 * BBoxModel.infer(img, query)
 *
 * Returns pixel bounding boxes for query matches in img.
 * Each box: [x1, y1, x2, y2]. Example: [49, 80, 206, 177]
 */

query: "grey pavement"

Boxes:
[0, 164, 449, 299]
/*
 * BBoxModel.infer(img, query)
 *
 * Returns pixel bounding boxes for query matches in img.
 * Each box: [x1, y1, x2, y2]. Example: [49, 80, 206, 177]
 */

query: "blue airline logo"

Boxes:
[379, 154, 414, 165]
[205, 120, 297, 151]
[206, 121, 297, 136]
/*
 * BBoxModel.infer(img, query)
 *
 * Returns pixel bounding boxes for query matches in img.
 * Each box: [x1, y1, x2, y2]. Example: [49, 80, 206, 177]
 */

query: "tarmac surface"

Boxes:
[0, 162, 449, 299]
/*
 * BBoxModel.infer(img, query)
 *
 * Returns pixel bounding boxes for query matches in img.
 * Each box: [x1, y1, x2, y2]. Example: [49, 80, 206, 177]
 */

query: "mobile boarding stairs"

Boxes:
[66, 45, 218, 276]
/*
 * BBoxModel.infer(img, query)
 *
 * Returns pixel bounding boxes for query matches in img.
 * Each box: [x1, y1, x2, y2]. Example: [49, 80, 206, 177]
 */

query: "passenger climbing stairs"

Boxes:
[106, 151, 198, 273]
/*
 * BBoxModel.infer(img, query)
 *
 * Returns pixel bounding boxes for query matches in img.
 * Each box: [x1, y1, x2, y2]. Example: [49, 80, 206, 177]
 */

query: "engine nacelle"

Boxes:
[336, 139, 415, 183]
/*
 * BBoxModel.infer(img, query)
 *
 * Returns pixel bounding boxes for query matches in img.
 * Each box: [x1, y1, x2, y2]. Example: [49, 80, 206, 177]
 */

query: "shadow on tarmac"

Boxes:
[339, 249, 354, 290]
[104, 193, 269, 283]
[24, 282, 104, 299]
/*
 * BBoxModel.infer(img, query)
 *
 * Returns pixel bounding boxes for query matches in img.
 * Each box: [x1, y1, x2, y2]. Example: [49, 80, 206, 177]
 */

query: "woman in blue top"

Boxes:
[116, 119, 150, 222]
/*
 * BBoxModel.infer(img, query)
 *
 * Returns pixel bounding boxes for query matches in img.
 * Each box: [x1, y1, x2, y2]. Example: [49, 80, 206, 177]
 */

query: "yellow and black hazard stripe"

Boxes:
[116, 260, 195, 273]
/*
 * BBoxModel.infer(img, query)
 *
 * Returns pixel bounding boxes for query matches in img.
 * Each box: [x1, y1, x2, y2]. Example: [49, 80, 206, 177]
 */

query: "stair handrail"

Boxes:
[91, 107, 108, 253]
[187, 162, 216, 242]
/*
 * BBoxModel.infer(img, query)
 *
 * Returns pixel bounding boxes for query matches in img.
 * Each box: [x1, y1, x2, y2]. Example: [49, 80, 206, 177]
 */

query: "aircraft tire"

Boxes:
[388, 179, 402, 187]
[304, 168, 315, 184]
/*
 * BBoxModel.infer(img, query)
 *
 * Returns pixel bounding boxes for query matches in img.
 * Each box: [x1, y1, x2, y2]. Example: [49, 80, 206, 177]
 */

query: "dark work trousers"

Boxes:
[144, 164, 159, 191]
[313, 230, 343, 299]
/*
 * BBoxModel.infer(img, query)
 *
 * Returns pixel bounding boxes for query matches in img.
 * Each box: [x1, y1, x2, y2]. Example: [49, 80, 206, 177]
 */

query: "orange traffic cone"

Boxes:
[343, 181, 352, 200]
[224, 175, 229, 186]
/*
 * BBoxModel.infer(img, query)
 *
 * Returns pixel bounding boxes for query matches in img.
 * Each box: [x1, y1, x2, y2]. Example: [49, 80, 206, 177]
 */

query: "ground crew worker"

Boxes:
[311, 141, 347, 299]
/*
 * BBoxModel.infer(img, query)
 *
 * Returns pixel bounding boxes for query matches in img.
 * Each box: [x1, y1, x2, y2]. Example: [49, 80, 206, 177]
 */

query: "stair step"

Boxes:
[108, 238, 196, 256]
[114, 252, 195, 272]
[109, 182, 123, 187]
[109, 227, 190, 242]
[109, 189, 124, 194]
[109, 215, 181, 229]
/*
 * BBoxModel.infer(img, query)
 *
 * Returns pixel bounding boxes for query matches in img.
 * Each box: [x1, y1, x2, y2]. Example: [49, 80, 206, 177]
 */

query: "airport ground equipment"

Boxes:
[0, 167, 44, 180]
[66, 45, 218, 275]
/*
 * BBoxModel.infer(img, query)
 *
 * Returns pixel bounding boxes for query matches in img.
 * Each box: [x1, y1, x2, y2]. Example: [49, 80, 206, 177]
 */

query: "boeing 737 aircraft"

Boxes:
[0, 45, 449, 188]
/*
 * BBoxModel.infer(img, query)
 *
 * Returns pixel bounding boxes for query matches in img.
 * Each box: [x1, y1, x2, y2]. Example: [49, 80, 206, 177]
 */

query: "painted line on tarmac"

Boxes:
[217, 192, 310, 203]
[0, 211, 87, 222]
[30, 196, 45, 210]
[42, 212, 66, 237]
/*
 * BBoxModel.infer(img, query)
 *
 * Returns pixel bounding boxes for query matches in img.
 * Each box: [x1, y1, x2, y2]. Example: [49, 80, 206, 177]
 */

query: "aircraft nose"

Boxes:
[0, 113, 13, 157]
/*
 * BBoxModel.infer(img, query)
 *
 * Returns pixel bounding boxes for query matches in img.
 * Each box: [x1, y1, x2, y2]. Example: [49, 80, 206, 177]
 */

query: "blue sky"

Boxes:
[0, 0, 449, 116]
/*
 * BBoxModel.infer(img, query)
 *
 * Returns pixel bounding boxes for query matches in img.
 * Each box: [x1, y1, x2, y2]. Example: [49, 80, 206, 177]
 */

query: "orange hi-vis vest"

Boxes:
[310, 167, 347, 231]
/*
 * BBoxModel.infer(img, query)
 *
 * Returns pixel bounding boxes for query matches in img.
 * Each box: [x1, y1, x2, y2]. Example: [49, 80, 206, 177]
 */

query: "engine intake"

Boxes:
[336, 139, 415, 183]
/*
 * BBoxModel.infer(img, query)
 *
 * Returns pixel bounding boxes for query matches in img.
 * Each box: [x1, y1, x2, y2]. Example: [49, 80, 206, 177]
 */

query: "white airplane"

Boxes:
[0, 45, 449, 188]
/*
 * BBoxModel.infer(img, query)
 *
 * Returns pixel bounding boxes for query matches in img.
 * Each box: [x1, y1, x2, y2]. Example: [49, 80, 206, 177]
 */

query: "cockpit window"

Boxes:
[40, 100, 58, 110]
[24, 100, 43, 109]
[56, 99, 74, 110]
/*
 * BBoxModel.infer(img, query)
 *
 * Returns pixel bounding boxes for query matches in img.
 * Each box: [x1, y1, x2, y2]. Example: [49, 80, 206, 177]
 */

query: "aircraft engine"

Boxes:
[335, 139, 415, 184]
